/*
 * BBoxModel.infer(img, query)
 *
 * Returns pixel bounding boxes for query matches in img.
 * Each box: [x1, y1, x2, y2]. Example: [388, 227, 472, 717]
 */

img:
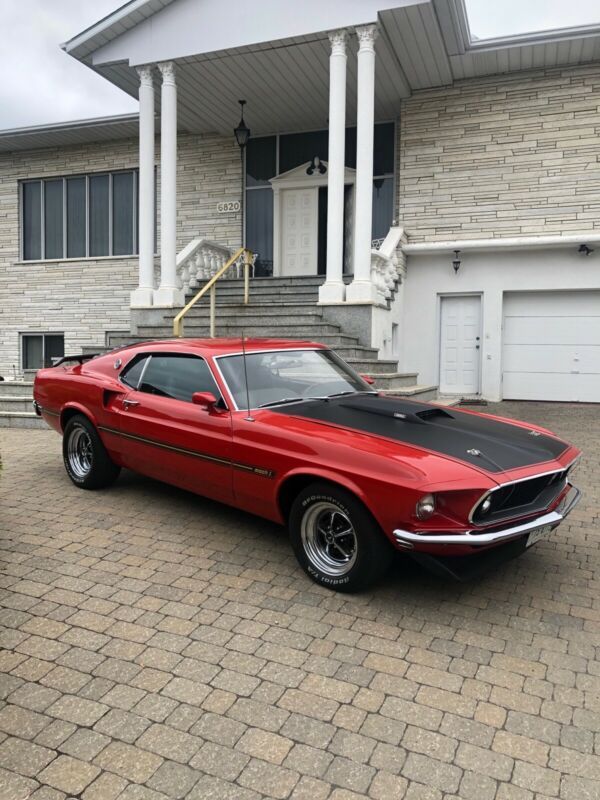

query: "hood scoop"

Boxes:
[339, 398, 454, 425]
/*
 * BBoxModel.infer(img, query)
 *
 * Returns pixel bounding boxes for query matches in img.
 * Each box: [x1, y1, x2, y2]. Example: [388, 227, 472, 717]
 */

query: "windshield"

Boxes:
[217, 349, 373, 410]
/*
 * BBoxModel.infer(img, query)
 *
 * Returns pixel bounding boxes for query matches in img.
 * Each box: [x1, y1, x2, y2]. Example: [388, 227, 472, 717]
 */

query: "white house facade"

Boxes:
[1, 0, 600, 409]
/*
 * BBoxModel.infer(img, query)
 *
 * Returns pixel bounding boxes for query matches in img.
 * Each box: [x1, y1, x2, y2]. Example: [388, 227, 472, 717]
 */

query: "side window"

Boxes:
[139, 354, 221, 403]
[120, 355, 149, 389]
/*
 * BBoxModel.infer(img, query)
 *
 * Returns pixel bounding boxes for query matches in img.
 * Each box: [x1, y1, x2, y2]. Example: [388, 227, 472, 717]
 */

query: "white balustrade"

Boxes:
[369, 226, 406, 304]
[176, 239, 232, 294]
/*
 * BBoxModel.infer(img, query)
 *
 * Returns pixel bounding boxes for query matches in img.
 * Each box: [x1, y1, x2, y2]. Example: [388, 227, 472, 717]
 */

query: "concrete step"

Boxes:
[379, 384, 439, 402]
[0, 396, 34, 413]
[210, 276, 326, 288]
[136, 324, 348, 339]
[171, 311, 333, 326]
[363, 372, 419, 390]
[0, 381, 35, 397]
[180, 292, 322, 316]
[0, 411, 47, 429]
[107, 334, 380, 361]
[345, 359, 399, 375]
[432, 396, 461, 407]
[187, 286, 320, 301]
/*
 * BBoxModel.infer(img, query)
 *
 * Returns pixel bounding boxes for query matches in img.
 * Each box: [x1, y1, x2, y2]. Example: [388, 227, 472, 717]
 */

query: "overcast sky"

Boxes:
[1, 0, 599, 129]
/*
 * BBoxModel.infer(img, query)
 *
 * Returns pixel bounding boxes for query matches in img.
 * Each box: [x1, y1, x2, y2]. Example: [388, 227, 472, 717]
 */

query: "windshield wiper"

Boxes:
[326, 390, 377, 399]
[258, 397, 308, 409]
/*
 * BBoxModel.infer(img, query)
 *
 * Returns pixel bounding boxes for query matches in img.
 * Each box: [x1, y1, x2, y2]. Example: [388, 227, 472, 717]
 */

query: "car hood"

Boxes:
[269, 394, 569, 474]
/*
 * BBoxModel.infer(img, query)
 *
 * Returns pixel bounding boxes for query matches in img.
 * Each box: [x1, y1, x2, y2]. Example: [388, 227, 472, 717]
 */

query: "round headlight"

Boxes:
[416, 494, 436, 520]
[480, 496, 492, 514]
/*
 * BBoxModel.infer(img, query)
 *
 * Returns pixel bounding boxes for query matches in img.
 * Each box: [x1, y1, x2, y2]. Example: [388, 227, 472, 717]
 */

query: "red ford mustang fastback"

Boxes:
[33, 338, 581, 591]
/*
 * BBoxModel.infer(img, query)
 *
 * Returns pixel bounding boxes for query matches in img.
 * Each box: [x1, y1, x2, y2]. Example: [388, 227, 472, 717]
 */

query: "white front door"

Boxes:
[281, 188, 318, 275]
[440, 295, 482, 395]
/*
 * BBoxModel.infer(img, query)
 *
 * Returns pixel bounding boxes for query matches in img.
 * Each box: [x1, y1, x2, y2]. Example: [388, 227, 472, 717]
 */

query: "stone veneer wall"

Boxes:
[398, 64, 600, 241]
[0, 133, 240, 375]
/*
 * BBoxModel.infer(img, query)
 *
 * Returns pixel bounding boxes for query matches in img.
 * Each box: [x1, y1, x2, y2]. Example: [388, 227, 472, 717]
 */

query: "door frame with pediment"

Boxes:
[270, 160, 356, 277]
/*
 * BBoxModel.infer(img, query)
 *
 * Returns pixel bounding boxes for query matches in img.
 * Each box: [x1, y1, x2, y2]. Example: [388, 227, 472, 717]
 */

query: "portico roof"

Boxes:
[59, 0, 600, 138]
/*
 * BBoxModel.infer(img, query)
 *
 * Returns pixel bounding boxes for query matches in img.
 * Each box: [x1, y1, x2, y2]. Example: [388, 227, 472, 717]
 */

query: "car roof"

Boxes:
[114, 338, 328, 357]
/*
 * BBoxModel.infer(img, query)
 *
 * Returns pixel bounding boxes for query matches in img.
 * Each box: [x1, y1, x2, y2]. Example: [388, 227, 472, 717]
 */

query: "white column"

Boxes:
[154, 61, 183, 307]
[131, 65, 155, 307]
[319, 30, 347, 304]
[347, 24, 378, 304]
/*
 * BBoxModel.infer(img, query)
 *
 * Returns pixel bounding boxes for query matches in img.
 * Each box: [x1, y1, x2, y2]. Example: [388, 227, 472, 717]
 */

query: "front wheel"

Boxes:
[289, 482, 392, 592]
[63, 415, 120, 490]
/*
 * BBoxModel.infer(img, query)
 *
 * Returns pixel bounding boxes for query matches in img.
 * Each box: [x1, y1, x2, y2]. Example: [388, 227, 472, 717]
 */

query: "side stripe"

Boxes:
[97, 425, 275, 479]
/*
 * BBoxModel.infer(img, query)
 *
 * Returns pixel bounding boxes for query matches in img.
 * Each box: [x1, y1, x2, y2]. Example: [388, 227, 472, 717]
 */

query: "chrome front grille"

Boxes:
[471, 468, 569, 527]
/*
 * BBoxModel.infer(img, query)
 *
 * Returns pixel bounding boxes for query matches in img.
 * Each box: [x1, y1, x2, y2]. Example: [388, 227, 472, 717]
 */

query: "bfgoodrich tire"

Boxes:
[63, 415, 120, 490]
[289, 482, 392, 592]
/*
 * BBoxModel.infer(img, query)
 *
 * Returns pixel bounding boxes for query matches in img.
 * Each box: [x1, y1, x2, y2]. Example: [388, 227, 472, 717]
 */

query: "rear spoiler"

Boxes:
[52, 354, 99, 367]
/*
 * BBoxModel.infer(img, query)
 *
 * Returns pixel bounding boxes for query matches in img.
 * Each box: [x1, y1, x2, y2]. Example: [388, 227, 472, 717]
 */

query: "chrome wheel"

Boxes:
[67, 425, 93, 479]
[300, 502, 357, 577]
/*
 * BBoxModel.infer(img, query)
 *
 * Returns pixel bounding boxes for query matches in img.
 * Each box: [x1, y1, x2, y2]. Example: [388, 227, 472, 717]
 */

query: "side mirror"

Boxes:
[192, 391, 218, 409]
[360, 374, 375, 386]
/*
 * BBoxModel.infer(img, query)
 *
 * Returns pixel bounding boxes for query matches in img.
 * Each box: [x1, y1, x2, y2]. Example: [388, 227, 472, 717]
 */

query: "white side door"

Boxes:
[281, 188, 318, 276]
[439, 295, 482, 395]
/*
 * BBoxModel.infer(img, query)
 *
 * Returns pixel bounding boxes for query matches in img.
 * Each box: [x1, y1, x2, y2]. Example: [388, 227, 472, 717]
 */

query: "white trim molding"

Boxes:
[403, 233, 600, 255]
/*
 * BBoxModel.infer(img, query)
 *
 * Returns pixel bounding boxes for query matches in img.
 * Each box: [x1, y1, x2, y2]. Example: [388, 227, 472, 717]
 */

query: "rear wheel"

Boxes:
[289, 482, 392, 592]
[63, 415, 120, 490]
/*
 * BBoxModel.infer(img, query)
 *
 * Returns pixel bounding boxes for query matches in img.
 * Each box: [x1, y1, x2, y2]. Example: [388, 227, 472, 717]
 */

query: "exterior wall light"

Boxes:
[452, 249, 461, 274]
[578, 244, 593, 256]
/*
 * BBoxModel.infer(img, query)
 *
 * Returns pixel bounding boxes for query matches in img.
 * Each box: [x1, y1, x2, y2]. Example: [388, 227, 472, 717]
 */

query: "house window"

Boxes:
[22, 334, 64, 370]
[20, 170, 139, 261]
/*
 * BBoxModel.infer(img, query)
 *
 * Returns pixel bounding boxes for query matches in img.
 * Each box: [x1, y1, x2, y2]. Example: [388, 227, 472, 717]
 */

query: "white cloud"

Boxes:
[0, 0, 137, 129]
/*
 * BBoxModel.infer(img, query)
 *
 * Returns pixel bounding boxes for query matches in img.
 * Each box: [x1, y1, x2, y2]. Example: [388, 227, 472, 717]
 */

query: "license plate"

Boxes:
[526, 524, 553, 548]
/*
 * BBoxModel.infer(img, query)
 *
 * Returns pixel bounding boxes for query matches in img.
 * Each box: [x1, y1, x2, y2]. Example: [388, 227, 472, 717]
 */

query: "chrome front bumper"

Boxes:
[393, 484, 581, 550]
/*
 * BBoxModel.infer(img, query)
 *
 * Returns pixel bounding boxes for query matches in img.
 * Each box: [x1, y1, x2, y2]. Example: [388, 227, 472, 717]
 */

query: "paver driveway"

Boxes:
[0, 401, 598, 800]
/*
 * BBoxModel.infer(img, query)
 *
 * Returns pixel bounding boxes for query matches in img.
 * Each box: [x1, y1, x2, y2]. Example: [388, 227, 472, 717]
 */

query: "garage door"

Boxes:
[503, 291, 600, 402]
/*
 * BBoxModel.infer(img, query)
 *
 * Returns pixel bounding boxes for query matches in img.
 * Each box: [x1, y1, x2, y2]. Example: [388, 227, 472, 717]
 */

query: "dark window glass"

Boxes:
[373, 122, 395, 176]
[23, 182, 41, 260]
[246, 188, 273, 276]
[372, 177, 394, 240]
[344, 127, 357, 169]
[89, 174, 109, 256]
[246, 136, 276, 186]
[23, 335, 43, 370]
[67, 177, 86, 258]
[120, 355, 148, 389]
[44, 179, 63, 259]
[279, 130, 329, 174]
[45, 335, 64, 367]
[112, 172, 134, 255]
[139, 355, 220, 403]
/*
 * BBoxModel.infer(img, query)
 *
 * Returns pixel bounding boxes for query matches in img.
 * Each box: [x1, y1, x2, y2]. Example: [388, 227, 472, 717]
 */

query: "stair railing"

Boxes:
[173, 248, 254, 338]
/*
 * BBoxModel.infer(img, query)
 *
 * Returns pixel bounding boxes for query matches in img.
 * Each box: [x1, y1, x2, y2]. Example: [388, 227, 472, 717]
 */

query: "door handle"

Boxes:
[475, 345, 480, 349]
[123, 399, 140, 408]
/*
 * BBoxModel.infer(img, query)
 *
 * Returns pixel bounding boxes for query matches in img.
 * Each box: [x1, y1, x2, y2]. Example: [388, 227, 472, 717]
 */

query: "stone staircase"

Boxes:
[0, 381, 45, 428]
[1, 276, 445, 429]
[108, 276, 439, 399]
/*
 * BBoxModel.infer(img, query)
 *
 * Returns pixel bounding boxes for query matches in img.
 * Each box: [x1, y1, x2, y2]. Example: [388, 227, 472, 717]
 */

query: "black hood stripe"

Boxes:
[271, 396, 568, 473]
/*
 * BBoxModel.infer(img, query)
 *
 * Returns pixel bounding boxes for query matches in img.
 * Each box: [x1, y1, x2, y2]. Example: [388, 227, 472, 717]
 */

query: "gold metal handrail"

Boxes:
[173, 247, 253, 338]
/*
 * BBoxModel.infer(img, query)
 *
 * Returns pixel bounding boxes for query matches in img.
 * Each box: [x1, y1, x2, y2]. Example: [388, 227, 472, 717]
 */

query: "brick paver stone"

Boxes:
[0, 401, 598, 799]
